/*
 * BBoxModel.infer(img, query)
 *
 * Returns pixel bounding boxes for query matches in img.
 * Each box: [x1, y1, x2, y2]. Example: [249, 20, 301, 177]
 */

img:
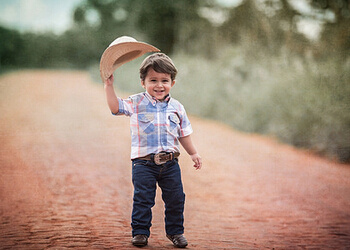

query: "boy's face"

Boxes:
[141, 68, 175, 101]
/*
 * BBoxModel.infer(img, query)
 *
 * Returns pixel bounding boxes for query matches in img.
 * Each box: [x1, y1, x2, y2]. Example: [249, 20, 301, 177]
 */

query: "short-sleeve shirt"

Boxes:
[114, 92, 193, 159]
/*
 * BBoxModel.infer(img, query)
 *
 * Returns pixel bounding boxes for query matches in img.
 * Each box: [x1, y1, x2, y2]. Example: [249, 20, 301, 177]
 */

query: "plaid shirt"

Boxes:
[114, 92, 193, 159]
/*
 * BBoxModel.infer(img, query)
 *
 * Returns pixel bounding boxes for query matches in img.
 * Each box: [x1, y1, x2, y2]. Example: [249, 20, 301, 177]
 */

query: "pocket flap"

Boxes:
[138, 113, 155, 123]
[169, 114, 180, 124]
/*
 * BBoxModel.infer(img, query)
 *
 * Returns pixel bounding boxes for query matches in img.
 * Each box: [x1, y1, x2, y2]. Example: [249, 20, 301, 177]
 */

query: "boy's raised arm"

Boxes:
[104, 74, 119, 114]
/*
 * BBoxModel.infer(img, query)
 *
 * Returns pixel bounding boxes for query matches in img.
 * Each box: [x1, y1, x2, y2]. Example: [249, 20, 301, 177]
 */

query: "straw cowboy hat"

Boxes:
[100, 36, 160, 82]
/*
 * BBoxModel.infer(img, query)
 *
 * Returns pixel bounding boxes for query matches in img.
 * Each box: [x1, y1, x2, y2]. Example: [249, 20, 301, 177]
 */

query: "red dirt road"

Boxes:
[1, 71, 350, 249]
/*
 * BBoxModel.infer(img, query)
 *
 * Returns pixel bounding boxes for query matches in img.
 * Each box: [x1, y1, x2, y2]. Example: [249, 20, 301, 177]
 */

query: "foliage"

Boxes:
[0, 26, 24, 67]
[309, 0, 350, 58]
[71, 0, 210, 54]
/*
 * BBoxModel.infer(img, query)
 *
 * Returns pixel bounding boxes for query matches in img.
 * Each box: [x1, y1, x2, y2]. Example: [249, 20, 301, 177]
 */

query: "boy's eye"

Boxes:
[149, 79, 170, 84]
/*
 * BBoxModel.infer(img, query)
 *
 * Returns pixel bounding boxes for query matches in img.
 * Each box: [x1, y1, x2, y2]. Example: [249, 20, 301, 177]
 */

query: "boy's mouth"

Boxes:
[154, 90, 164, 93]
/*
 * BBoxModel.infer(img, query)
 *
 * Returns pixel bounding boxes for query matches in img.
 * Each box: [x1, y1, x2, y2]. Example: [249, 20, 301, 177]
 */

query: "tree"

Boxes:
[309, 0, 350, 58]
[0, 26, 24, 67]
[72, 0, 211, 54]
[133, 0, 177, 54]
[125, 0, 210, 54]
[219, 0, 311, 56]
[220, 0, 282, 52]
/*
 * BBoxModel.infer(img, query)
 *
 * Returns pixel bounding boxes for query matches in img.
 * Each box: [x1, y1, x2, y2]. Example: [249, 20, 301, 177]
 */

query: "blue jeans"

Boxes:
[131, 158, 185, 237]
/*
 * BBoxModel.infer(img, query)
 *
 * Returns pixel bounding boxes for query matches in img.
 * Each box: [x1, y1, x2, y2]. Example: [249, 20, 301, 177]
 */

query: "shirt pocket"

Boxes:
[168, 114, 180, 134]
[138, 113, 155, 134]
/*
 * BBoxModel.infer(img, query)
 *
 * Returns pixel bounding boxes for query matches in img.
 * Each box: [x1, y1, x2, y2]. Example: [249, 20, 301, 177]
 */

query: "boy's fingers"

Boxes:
[105, 74, 114, 85]
[194, 158, 202, 170]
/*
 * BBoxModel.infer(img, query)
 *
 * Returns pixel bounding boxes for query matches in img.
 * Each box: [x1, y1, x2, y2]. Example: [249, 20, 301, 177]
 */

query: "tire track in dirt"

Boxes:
[0, 71, 349, 249]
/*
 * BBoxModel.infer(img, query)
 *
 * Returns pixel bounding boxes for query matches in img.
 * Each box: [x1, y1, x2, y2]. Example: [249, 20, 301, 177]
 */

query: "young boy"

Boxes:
[104, 53, 202, 248]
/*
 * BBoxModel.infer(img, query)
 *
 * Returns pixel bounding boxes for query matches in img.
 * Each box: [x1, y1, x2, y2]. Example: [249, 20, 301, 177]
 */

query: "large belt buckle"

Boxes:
[154, 152, 170, 165]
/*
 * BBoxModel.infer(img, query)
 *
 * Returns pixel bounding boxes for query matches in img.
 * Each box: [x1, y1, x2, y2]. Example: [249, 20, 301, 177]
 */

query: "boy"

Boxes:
[104, 53, 202, 248]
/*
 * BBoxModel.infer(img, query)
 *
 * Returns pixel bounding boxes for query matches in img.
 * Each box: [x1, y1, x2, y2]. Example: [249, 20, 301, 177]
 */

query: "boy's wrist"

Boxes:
[104, 83, 113, 88]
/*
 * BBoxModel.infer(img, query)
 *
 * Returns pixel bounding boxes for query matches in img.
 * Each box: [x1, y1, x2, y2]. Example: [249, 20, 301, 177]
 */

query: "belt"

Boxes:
[137, 151, 180, 165]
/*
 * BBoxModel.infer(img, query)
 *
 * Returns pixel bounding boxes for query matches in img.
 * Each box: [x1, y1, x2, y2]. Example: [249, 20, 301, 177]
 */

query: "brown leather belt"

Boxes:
[138, 152, 180, 165]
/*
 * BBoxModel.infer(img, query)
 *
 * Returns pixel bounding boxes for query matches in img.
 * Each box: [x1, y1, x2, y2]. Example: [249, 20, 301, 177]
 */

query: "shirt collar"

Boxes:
[145, 91, 171, 106]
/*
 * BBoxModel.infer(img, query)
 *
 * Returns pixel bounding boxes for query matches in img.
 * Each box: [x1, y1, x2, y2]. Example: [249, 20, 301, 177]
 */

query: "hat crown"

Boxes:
[100, 35, 160, 82]
[109, 36, 137, 47]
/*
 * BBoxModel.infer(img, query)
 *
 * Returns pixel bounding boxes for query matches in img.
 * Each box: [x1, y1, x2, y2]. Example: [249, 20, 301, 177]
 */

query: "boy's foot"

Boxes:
[166, 234, 188, 248]
[132, 235, 148, 247]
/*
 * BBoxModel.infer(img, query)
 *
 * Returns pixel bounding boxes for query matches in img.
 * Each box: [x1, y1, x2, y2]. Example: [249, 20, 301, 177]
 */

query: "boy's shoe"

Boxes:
[166, 234, 188, 248]
[132, 235, 148, 247]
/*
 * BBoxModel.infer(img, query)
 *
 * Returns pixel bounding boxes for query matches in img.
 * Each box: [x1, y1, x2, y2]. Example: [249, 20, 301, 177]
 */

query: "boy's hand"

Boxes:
[105, 74, 114, 86]
[190, 153, 202, 170]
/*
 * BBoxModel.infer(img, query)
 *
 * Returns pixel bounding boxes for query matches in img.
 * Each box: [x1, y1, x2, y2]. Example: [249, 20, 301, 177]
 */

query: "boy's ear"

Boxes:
[171, 80, 175, 87]
[141, 80, 146, 89]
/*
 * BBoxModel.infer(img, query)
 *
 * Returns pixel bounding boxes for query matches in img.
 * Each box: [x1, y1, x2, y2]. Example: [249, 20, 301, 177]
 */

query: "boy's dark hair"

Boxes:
[139, 53, 177, 81]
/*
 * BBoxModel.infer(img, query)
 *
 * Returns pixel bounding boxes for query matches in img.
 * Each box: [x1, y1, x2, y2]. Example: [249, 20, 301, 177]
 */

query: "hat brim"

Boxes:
[100, 41, 160, 82]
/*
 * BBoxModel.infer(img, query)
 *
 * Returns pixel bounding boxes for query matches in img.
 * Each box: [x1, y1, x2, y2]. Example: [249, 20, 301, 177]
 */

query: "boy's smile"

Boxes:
[141, 68, 175, 101]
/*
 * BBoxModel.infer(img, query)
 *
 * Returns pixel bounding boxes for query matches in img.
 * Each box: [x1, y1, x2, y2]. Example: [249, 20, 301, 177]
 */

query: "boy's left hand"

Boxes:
[190, 153, 202, 170]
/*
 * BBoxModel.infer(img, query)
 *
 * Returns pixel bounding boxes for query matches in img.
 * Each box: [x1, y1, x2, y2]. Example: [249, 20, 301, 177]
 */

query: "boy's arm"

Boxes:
[179, 135, 202, 170]
[104, 74, 119, 114]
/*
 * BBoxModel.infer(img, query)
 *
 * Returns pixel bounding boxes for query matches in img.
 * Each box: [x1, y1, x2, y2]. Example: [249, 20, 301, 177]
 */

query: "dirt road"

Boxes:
[1, 71, 349, 249]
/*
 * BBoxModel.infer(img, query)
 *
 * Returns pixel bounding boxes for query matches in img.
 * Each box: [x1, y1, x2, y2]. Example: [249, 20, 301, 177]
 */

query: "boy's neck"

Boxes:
[145, 91, 171, 103]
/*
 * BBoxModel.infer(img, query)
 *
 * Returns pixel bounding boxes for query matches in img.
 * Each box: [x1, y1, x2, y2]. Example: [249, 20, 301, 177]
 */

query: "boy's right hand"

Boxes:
[105, 74, 114, 86]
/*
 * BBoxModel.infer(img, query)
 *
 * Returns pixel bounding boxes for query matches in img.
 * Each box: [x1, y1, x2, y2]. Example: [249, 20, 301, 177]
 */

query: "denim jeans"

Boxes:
[131, 158, 185, 237]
